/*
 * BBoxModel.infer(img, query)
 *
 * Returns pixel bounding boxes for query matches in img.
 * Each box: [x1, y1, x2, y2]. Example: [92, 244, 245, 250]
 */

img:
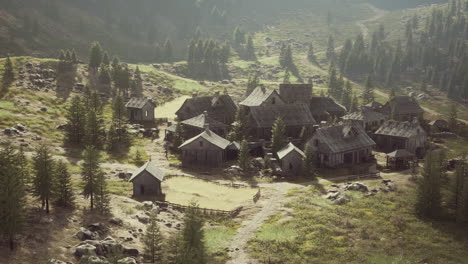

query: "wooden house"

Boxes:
[277, 142, 305, 177]
[374, 120, 427, 156]
[180, 111, 228, 138]
[176, 92, 237, 125]
[309, 97, 347, 122]
[380, 96, 424, 121]
[279, 83, 312, 104]
[129, 161, 166, 197]
[125, 97, 156, 122]
[386, 149, 416, 170]
[248, 104, 316, 140]
[342, 108, 386, 132]
[306, 124, 376, 168]
[429, 119, 448, 133]
[240, 86, 285, 113]
[179, 127, 234, 167]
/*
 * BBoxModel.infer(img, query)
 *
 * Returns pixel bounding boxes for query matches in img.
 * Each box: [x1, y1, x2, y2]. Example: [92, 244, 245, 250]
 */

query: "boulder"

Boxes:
[334, 196, 350, 205]
[385, 182, 396, 192]
[78, 256, 107, 264]
[88, 223, 109, 234]
[109, 217, 123, 226]
[47, 259, 69, 264]
[15, 124, 27, 132]
[142, 201, 154, 210]
[136, 213, 150, 224]
[40, 107, 48, 112]
[100, 236, 123, 256]
[73, 243, 97, 258]
[74, 227, 100, 241]
[117, 258, 137, 264]
[325, 191, 340, 200]
[123, 246, 139, 257]
[345, 182, 369, 192]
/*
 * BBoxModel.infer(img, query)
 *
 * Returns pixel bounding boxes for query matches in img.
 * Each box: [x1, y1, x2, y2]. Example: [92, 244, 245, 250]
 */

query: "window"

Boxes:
[272, 97, 276, 104]
[199, 141, 204, 147]
[289, 163, 293, 170]
[145, 110, 149, 117]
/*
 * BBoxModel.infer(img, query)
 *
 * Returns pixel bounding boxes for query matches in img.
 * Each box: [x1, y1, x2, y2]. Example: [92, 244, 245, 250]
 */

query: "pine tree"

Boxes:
[102, 52, 110, 66]
[301, 146, 315, 178]
[71, 49, 78, 64]
[342, 80, 353, 111]
[164, 39, 174, 62]
[53, 160, 74, 207]
[89, 42, 103, 70]
[238, 140, 250, 173]
[448, 104, 458, 133]
[362, 75, 375, 105]
[246, 73, 259, 96]
[350, 93, 359, 112]
[173, 123, 184, 153]
[143, 211, 164, 263]
[179, 202, 206, 264]
[283, 70, 291, 84]
[416, 150, 443, 218]
[326, 36, 335, 61]
[95, 166, 110, 215]
[81, 146, 103, 210]
[307, 43, 315, 62]
[454, 160, 467, 223]
[110, 95, 128, 144]
[0, 144, 27, 250]
[133, 149, 145, 166]
[245, 35, 256, 61]
[228, 107, 248, 142]
[64, 95, 86, 145]
[1, 55, 15, 95]
[84, 91, 104, 148]
[271, 117, 287, 154]
[33, 144, 55, 214]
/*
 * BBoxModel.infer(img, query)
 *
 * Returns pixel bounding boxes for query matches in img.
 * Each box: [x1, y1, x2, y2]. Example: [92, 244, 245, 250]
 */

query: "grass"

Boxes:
[248, 182, 468, 264]
[155, 95, 190, 119]
[443, 137, 468, 159]
[162, 176, 258, 210]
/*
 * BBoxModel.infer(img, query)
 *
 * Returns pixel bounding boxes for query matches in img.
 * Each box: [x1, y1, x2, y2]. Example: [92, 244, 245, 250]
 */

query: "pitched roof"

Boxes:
[240, 86, 282, 107]
[181, 112, 227, 129]
[364, 101, 383, 109]
[277, 142, 305, 160]
[375, 120, 426, 138]
[429, 119, 448, 127]
[279, 83, 312, 103]
[176, 94, 237, 121]
[312, 124, 376, 153]
[342, 108, 385, 122]
[387, 149, 415, 158]
[179, 129, 231, 150]
[129, 161, 166, 182]
[309, 97, 347, 115]
[249, 104, 316, 128]
[382, 96, 424, 115]
[125, 97, 155, 109]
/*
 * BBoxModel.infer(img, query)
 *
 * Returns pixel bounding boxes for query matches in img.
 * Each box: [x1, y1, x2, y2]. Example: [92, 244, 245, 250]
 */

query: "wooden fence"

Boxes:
[253, 189, 261, 203]
[344, 172, 381, 181]
[155, 201, 243, 218]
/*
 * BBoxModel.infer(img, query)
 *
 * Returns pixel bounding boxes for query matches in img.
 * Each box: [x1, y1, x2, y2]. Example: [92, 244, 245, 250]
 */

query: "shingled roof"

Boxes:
[249, 104, 316, 128]
[387, 149, 415, 158]
[375, 120, 426, 138]
[179, 129, 231, 150]
[342, 108, 385, 122]
[312, 124, 376, 153]
[129, 161, 166, 182]
[176, 94, 237, 122]
[240, 86, 283, 107]
[309, 97, 347, 115]
[125, 97, 155, 109]
[277, 142, 305, 160]
[181, 112, 227, 129]
[382, 96, 424, 115]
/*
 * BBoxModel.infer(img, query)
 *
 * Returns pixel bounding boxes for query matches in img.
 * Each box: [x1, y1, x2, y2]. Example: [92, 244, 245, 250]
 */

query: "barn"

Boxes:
[129, 161, 167, 197]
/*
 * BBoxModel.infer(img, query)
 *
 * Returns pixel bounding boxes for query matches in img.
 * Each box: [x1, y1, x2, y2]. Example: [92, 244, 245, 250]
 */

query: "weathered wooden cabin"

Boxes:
[179, 127, 233, 167]
[386, 149, 416, 170]
[279, 83, 312, 104]
[125, 97, 156, 122]
[248, 104, 316, 140]
[309, 97, 347, 122]
[374, 120, 427, 156]
[429, 119, 448, 133]
[129, 161, 166, 197]
[342, 108, 386, 132]
[277, 142, 305, 177]
[239, 86, 285, 112]
[380, 96, 424, 121]
[176, 92, 237, 125]
[306, 124, 376, 168]
[180, 111, 228, 138]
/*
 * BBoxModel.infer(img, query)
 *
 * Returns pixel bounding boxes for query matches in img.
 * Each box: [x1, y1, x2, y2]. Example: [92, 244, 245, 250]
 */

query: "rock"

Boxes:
[79, 256, 107, 264]
[3, 128, 12, 135]
[74, 227, 100, 241]
[136, 213, 150, 224]
[40, 107, 47, 112]
[123, 247, 139, 257]
[142, 201, 154, 210]
[73, 243, 97, 258]
[385, 182, 397, 192]
[334, 196, 350, 205]
[32, 136, 42, 141]
[56, 124, 67, 130]
[100, 236, 123, 256]
[325, 191, 340, 200]
[88, 223, 109, 234]
[15, 124, 27, 132]
[165, 223, 172, 228]
[47, 259, 68, 264]
[117, 257, 137, 264]
[345, 182, 369, 192]
[109, 217, 123, 226]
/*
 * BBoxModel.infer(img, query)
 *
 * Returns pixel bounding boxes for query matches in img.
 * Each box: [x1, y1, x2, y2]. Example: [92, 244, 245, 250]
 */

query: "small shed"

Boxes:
[386, 149, 415, 170]
[125, 97, 156, 122]
[277, 142, 305, 177]
[429, 119, 448, 132]
[179, 128, 232, 167]
[129, 161, 166, 197]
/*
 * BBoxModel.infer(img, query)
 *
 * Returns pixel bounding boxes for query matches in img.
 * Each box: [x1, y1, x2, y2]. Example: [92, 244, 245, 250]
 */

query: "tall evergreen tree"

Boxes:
[342, 80, 353, 110]
[448, 104, 458, 132]
[307, 43, 315, 62]
[1, 55, 15, 95]
[89, 42, 103, 70]
[271, 117, 287, 154]
[238, 140, 250, 173]
[326, 36, 335, 61]
[453, 160, 467, 223]
[164, 39, 174, 62]
[33, 144, 55, 214]
[362, 75, 375, 105]
[81, 146, 103, 210]
[228, 107, 248, 142]
[178, 202, 206, 264]
[416, 150, 444, 218]
[301, 146, 315, 178]
[94, 165, 110, 214]
[64, 95, 86, 145]
[143, 211, 164, 263]
[245, 35, 256, 61]
[53, 160, 74, 207]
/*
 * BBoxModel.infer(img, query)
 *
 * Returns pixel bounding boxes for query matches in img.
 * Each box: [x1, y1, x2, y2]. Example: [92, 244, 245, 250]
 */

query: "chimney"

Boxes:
[203, 110, 208, 119]
[260, 84, 266, 93]
[204, 123, 210, 132]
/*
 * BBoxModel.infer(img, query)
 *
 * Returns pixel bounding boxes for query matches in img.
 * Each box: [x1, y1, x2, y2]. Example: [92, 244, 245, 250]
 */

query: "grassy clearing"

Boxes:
[154, 95, 190, 120]
[163, 176, 258, 210]
[248, 182, 468, 264]
[443, 137, 468, 159]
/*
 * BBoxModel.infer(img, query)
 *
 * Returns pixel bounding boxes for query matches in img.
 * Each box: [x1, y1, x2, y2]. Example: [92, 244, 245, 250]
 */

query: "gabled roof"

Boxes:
[240, 86, 283, 107]
[176, 94, 237, 122]
[342, 108, 385, 122]
[181, 112, 227, 129]
[382, 96, 424, 115]
[375, 120, 426, 138]
[309, 97, 347, 115]
[279, 83, 312, 104]
[125, 97, 155, 109]
[129, 161, 166, 182]
[249, 104, 316, 128]
[179, 129, 231, 150]
[365, 101, 383, 109]
[312, 124, 375, 153]
[429, 119, 448, 127]
[277, 142, 305, 160]
[387, 149, 415, 158]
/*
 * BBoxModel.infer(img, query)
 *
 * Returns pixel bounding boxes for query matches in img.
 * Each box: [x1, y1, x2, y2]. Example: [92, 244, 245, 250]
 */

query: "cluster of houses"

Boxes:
[125, 83, 430, 192]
